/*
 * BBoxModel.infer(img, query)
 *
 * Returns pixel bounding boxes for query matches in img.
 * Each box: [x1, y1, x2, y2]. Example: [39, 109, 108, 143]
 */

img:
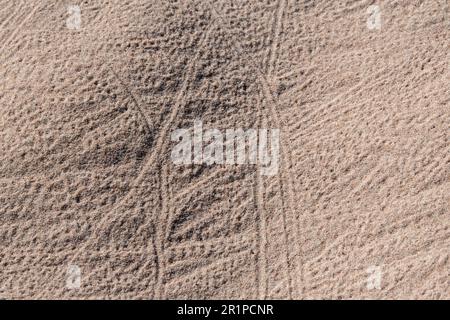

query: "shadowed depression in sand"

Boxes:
[0, 0, 449, 299]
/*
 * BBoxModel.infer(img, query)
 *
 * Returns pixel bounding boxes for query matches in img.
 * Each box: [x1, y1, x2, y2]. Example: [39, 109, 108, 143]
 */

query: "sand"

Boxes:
[0, 0, 448, 299]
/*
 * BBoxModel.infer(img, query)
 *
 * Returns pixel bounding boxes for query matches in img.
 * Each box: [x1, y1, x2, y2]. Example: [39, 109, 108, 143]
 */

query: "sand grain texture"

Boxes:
[0, 0, 449, 299]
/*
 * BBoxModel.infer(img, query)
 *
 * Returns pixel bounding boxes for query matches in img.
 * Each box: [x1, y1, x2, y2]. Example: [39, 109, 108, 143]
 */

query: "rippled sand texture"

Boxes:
[0, 0, 448, 299]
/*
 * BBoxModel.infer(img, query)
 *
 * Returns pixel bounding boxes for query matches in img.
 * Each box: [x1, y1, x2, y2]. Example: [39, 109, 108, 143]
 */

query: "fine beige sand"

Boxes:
[0, 0, 448, 299]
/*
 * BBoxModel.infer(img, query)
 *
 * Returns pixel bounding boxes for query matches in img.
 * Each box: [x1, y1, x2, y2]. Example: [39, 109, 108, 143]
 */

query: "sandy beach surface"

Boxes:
[0, 0, 448, 299]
